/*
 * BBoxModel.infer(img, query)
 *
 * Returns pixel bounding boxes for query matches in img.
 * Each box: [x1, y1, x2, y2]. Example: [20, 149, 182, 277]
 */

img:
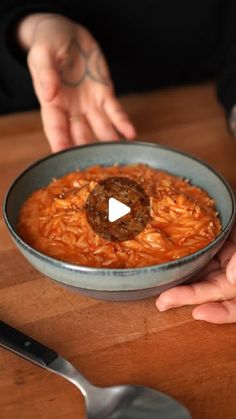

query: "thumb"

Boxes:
[226, 251, 236, 284]
[27, 44, 60, 103]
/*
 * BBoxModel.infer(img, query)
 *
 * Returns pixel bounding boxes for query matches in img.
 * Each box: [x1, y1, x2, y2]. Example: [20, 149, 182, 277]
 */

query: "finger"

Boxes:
[193, 300, 236, 323]
[41, 105, 71, 152]
[87, 107, 120, 142]
[156, 274, 236, 311]
[226, 251, 236, 284]
[27, 44, 60, 102]
[104, 96, 136, 139]
[217, 240, 236, 269]
[69, 114, 96, 145]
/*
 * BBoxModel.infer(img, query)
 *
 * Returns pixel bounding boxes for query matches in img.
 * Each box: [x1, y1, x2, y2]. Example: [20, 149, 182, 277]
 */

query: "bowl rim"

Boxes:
[3, 141, 236, 275]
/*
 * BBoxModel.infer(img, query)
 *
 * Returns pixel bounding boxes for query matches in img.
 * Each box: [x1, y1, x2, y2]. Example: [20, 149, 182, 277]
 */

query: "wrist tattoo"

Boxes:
[59, 39, 111, 87]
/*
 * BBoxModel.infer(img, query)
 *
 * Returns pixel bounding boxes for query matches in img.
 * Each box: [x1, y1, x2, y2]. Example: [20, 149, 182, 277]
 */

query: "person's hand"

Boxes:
[156, 223, 236, 324]
[17, 13, 136, 152]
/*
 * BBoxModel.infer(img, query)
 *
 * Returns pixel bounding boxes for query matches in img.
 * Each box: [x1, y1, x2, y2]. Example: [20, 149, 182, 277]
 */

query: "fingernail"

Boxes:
[193, 312, 205, 321]
[228, 266, 236, 284]
[156, 301, 172, 311]
[157, 304, 167, 312]
[123, 123, 136, 138]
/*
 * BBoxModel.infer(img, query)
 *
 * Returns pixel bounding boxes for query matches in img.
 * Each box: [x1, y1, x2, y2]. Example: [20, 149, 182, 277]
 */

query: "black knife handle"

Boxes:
[0, 321, 58, 368]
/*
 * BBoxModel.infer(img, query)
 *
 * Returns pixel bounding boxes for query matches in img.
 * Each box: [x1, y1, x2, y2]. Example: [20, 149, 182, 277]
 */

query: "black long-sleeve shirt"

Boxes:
[0, 0, 236, 117]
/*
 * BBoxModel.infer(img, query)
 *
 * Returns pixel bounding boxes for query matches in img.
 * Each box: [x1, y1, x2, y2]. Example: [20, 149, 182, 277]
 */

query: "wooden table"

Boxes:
[0, 83, 236, 419]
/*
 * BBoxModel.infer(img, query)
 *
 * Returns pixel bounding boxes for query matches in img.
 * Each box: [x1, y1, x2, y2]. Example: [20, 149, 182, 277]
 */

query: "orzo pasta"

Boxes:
[18, 164, 221, 268]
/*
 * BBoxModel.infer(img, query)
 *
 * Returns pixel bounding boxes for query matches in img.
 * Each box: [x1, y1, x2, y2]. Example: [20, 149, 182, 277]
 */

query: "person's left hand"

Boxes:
[17, 13, 136, 152]
[156, 223, 236, 324]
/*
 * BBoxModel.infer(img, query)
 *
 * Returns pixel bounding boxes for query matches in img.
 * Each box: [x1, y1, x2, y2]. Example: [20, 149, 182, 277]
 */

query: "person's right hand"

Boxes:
[156, 223, 236, 324]
[17, 13, 136, 152]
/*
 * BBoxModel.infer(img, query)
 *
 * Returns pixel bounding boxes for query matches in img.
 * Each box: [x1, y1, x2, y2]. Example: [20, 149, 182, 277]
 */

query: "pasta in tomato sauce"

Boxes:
[18, 164, 221, 268]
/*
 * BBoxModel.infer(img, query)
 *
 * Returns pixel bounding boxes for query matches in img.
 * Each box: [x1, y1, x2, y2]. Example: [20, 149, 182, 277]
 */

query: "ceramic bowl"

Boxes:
[3, 142, 236, 301]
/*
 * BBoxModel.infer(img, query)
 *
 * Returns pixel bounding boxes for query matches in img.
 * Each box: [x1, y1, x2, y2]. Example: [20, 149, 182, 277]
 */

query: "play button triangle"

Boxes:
[108, 197, 131, 222]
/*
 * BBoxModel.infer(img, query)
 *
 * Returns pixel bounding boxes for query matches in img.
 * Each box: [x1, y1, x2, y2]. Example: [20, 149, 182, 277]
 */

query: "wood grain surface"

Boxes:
[0, 83, 236, 419]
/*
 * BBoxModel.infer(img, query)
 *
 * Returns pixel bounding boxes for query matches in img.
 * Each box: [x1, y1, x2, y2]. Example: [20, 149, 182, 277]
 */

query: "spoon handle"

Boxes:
[0, 321, 58, 368]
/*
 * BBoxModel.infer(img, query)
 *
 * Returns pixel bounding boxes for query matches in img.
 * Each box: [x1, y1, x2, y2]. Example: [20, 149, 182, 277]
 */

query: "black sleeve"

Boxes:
[0, 1, 68, 114]
[217, 0, 236, 116]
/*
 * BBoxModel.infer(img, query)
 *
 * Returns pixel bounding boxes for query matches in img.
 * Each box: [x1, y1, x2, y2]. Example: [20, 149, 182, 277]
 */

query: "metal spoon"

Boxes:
[0, 321, 191, 419]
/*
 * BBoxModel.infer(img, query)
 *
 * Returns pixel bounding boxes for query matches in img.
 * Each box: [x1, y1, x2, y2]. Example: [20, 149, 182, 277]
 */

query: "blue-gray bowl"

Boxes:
[3, 142, 236, 301]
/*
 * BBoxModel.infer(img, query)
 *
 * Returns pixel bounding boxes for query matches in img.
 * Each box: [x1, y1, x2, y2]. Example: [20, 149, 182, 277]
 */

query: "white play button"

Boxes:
[108, 197, 131, 222]
[86, 176, 150, 241]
